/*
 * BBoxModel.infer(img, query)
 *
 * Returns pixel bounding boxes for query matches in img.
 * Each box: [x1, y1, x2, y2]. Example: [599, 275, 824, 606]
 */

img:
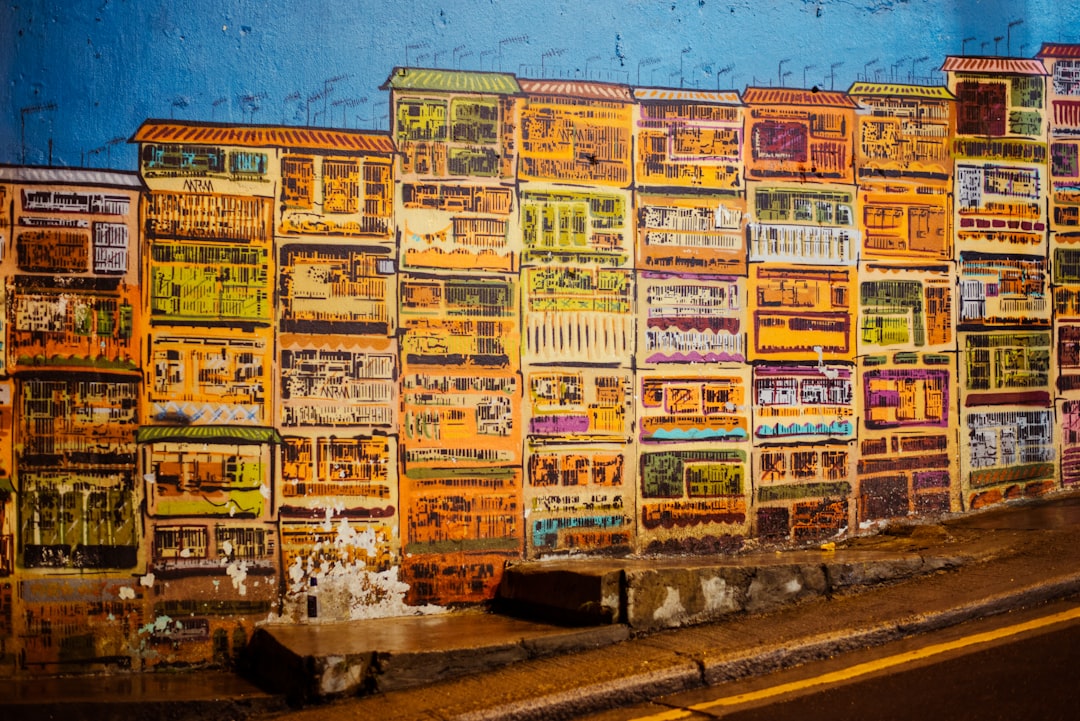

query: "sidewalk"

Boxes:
[6, 491, 1080, 721]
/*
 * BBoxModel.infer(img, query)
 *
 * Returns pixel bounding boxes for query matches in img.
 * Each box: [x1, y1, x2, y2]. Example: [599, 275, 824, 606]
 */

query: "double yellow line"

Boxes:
[637, 604, 1080, 720]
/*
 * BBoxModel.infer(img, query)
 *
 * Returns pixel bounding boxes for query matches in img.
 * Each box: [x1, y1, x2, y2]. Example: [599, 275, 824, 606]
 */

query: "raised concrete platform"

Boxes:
[497, 545, 970, 631]
[248, 611, 630, 702]
[251, 526, 987, 703]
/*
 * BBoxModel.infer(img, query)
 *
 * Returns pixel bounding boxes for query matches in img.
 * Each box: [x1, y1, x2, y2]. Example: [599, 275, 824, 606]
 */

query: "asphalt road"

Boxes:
[578, 597, 1080, 721]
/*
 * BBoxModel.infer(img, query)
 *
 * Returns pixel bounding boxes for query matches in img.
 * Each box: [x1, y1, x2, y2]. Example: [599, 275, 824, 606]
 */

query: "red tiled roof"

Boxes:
[130, 121, 395, 153]
[1037, 43, 1080, 59]
[742, 87, 858, 108]
[940, 56, 1048, 75]
[518, 78, 633, 102]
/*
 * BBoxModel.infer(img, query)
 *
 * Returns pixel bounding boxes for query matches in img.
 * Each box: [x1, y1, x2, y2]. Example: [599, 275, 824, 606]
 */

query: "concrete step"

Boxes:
[248, 545, 970, 704]
[496, 547, 968, 631]
[247, 611, 630, 703]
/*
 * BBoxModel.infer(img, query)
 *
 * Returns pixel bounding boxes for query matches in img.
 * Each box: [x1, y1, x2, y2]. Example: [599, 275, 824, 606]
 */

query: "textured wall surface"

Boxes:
[1, 0, 1079, 677]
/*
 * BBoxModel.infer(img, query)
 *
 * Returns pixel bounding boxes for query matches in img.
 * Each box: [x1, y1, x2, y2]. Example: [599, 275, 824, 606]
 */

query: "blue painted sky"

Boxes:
[2, 0, 1077, 170]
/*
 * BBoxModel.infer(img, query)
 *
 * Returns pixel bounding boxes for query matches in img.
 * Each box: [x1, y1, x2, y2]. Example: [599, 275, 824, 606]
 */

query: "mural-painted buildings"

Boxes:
[270, 126, 398, 621]
[517, 78, 638, 559]
[132, 122, 282, 664]
[5, 43, 1080, 676]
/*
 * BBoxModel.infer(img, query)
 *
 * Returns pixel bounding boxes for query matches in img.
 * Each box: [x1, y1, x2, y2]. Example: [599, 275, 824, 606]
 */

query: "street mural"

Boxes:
[2, 10, 1080, 675]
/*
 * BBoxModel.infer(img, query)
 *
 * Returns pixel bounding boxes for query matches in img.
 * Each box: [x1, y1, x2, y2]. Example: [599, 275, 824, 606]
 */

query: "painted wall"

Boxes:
[2, 0, 1080, 677]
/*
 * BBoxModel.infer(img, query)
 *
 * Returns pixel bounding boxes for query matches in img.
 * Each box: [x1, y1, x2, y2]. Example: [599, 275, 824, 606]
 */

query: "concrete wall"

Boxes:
[2, 0, 1079, 677]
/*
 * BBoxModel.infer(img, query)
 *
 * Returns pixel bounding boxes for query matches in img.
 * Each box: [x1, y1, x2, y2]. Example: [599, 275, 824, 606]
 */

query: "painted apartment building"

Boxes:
[942, 56, 1056, 509]
[0, 166, 143, 672]
[132, 122, 284, 665]
[741, 87, 859, 542]
[632, 87, 751, 553]
[384, 69, 524, 603]
[1039, 44, 1080, 488]
[266, 126, 397, 622]
[848, 82, 959, 522]
[516, 78, 638, 561]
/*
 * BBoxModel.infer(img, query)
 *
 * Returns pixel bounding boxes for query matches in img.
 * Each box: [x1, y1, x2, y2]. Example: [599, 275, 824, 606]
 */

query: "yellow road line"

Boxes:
[636, 604, 1080, 720]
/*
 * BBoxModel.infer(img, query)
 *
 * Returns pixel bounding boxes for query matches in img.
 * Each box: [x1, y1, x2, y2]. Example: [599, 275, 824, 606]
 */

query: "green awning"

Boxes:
[135, 425, 282, 445]
[0, 476, 14, 495]
[382, 67, 520, 94]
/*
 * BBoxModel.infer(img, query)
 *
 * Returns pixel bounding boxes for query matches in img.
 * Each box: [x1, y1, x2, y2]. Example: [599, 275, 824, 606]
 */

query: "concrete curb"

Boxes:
[454, 570, 1080, 721]
[499, 551, 969, 633]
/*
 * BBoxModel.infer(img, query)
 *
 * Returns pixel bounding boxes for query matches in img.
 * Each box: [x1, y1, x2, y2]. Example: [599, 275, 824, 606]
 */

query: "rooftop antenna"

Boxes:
[333, 98, 366, 128]
[962, 36, 976, 56]
[238, 92, 267, 123]
[170, 96, 190, 119]
[892, 56, 909, 82]
[1008, 19, 1024, 56]
[715, 63, 734, 91]
[585, 54, 602, 79]
[282, 91, 301, 124]
[321, 74, 349, 121]
[863, 58, 879, 81]
[88, 136, 126, 168]
[405, 41, 428, 66]
[541, 48, 565, 77]
[804, 64, 817, 88]
[680, 46, 692, 88]
[499, 35, 528, 71]
[778, 58, 791, 87]
[20, 102, 57, 164]
[911, 56, 929, 83]
[830, 61, 843, 90]
[212, 96, 228, 122]
[638, 56, 661, 85]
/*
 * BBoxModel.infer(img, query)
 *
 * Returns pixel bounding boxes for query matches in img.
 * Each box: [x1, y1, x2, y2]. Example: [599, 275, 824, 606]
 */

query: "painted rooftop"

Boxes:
[518, 78, 634, 102]
[633, 88, 742, 104]
[130, 121, 396, 153]
[1037, 43, 1080, 58]
[940, 56, 1049, 75]
[742, 87, 859, 108]
[0, 165, 142, 187]
[847, 82, 955, 100]
[381, 67, 521, 94]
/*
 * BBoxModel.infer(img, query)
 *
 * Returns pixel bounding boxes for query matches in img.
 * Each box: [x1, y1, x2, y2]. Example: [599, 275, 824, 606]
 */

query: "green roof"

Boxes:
[136, 425, 282, 445]
[382, 67, 521, 94]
